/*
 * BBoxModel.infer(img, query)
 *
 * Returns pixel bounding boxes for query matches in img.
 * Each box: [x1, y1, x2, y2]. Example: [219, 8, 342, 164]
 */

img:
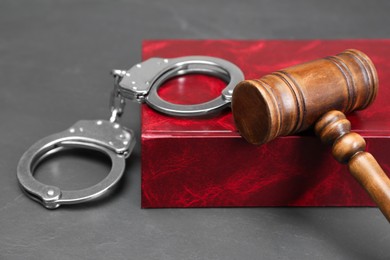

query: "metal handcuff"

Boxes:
[17, 56, 244, 209]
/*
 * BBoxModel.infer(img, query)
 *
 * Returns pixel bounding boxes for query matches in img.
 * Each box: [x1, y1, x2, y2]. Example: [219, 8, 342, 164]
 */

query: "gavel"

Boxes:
[231, 49, 390, 222]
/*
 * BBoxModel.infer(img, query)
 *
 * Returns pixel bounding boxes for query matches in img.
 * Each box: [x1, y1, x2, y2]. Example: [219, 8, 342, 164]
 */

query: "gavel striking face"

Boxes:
[231, 50, 390, 222]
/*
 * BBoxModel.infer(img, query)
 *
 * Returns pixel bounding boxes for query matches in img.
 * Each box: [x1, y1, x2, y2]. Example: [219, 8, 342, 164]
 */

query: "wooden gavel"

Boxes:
[231, 49, 390, 222]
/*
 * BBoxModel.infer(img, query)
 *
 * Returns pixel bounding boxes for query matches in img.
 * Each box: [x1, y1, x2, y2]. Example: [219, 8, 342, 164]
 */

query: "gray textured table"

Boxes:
[1, 1, 390, 259]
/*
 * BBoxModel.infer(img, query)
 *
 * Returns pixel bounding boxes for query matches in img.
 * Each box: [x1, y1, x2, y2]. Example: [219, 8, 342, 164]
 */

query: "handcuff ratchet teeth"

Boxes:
[17, 56, 244, 208]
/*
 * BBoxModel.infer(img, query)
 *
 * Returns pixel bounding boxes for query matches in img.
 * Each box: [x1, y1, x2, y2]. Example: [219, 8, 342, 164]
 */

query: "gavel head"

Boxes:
[231, 49, 378, 145]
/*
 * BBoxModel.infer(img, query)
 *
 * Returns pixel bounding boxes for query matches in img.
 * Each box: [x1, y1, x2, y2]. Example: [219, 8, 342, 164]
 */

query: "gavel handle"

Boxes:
[315, 110, 390, 222]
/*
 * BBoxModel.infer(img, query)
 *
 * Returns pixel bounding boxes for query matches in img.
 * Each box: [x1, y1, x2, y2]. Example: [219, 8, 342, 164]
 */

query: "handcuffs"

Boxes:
[17, 56, 244, 208]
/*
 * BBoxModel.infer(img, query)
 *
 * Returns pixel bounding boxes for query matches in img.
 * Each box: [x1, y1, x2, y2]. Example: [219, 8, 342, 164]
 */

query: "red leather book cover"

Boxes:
[141, 40, 390, 208]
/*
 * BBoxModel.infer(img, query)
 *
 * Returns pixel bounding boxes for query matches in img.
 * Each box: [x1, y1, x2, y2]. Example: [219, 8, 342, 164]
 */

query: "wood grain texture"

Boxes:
[232, 50, 390, 221]
[316, 111, 390, 222]
[232, 49, 378, 144]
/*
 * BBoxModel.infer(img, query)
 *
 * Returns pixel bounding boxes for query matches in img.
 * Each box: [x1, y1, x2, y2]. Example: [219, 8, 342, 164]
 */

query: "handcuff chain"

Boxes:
[110, 69, 127, 123]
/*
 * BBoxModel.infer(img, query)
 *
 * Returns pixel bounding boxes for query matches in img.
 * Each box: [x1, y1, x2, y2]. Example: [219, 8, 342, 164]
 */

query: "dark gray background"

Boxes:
[1, 0, 390, 259]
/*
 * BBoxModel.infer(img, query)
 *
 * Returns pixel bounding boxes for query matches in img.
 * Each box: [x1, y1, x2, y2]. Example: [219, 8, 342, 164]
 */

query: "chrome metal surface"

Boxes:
[17, 56, 243, 208]
[109, 70, 127, 122]
[17, 120, 135, 208]
[118, 56, 244, 116]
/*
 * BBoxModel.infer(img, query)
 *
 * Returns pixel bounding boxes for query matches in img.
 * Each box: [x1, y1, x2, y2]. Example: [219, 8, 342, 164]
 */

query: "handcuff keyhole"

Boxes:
[157, 74, 227, 105]
[34, 148, 112, 191]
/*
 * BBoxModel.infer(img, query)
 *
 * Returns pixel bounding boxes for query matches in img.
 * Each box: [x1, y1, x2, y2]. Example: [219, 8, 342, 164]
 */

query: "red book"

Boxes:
[141, 40, 390, 208]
